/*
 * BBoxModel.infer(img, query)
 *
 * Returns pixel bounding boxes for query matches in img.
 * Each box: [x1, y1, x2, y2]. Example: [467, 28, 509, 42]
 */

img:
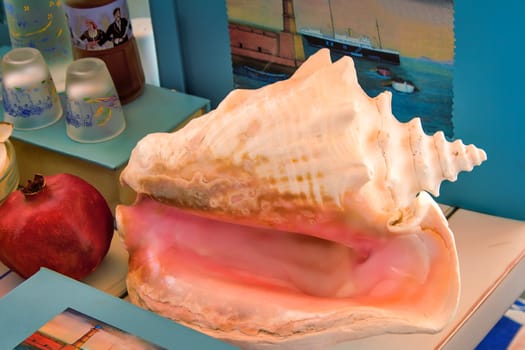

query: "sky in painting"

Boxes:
[226, 0, 454, 62]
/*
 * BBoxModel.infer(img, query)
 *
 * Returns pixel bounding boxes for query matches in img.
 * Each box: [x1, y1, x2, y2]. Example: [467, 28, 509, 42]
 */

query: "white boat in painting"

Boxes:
[391, 78, 416, 93]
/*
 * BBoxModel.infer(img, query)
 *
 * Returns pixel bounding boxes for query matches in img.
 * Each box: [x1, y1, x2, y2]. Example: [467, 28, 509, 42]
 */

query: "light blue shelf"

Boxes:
[4, 85, 210, 170]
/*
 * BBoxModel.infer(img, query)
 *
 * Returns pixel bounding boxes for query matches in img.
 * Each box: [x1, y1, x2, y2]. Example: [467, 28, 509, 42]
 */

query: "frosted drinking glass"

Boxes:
[1, 47, 63, 130]
[65, 58, 126, 143]
[3, 0, 73, 92]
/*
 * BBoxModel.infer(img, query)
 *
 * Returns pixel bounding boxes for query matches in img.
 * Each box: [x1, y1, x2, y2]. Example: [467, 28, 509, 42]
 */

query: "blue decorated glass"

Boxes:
[65, 57, 125, 143]
[3, 0, 73, 92]
[2, 47, 63, 130]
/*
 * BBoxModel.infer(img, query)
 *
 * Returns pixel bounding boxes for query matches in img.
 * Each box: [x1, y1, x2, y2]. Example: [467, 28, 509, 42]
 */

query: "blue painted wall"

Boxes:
[150, 0, 233, 108]
[438, 0, 525, 221]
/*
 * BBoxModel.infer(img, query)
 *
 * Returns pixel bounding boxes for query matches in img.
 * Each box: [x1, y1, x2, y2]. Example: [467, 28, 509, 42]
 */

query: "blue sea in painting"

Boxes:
[233, 44, 454, 139]
[354, 55, 454, 140]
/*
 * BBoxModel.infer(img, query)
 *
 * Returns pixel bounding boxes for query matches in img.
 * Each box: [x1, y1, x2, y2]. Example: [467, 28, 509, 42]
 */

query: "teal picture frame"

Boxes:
[0, 268, 236, 349]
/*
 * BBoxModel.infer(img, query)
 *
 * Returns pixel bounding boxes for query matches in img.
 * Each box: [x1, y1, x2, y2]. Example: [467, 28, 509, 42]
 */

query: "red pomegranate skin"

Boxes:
[0, 173, 114, 280]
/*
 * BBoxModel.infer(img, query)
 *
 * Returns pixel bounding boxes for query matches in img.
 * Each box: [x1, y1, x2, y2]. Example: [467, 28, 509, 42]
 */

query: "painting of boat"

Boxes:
[375, 65, 392, 78]
[391, 78, 416, 94]
[227, 0, 453, 138]
[300, 27, 400, 65]
[298, 0, 400, 66]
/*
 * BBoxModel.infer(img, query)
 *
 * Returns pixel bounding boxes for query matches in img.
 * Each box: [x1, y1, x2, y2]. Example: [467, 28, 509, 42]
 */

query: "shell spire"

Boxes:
[372, 91, 487, 209]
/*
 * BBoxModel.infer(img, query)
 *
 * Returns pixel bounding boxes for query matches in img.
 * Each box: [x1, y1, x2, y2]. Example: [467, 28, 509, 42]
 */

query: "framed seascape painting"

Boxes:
[226, 0, 455, 139]
[13, 308, 167, 350]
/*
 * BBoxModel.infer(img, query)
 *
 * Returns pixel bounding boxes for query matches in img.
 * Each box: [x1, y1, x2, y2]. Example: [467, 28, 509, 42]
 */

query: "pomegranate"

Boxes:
[0, 173, 114, 280]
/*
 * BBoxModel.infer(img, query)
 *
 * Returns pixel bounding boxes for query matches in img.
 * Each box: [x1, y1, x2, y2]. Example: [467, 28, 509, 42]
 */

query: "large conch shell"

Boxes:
[116, 49, 487, 349]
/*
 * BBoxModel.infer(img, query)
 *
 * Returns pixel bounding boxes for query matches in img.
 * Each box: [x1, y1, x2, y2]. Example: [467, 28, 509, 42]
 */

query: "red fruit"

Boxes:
[0, 173, 114, 280]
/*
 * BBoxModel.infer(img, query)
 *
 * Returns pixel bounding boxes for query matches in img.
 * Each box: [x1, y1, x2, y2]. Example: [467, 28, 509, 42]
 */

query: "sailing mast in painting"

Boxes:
[300, 0, 400, 65]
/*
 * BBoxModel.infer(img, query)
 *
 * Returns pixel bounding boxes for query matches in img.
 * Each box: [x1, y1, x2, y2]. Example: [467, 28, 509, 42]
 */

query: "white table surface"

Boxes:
[331, 209, 525, 350]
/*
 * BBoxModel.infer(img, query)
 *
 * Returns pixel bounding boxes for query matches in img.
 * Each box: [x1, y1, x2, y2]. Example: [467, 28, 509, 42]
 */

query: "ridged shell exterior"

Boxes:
[122, 48, 486, 229]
